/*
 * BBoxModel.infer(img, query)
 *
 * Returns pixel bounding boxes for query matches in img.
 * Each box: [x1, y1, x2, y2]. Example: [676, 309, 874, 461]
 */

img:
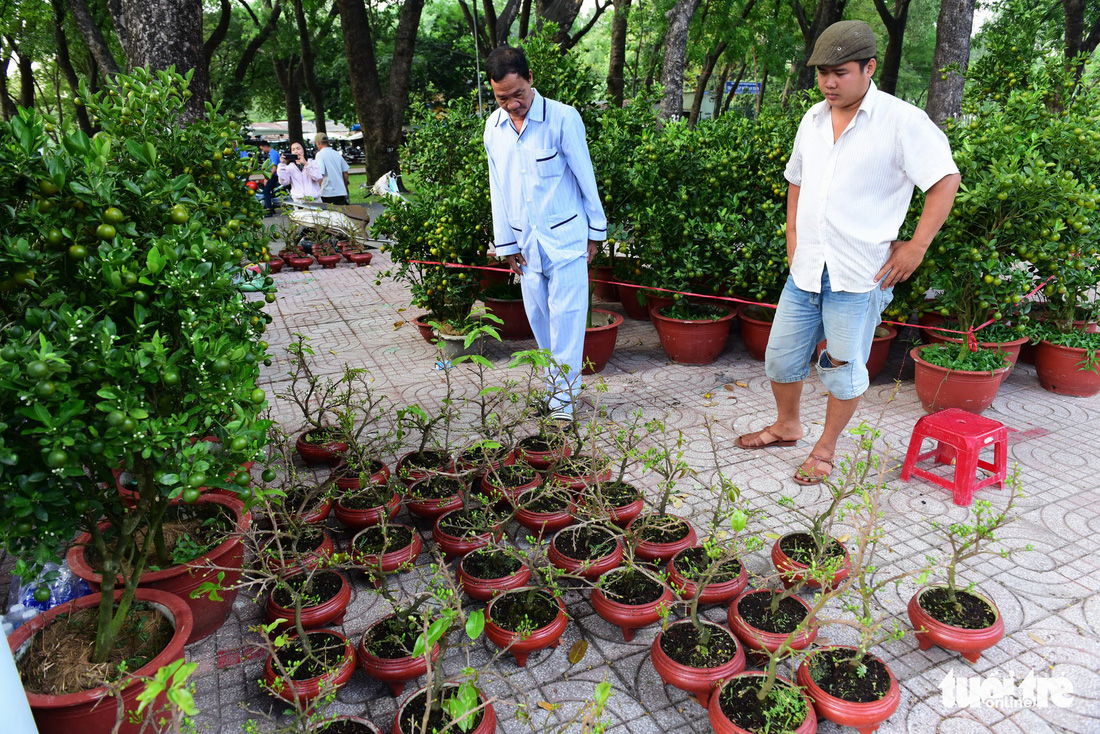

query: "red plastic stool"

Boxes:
[900, 408, 1008, 506]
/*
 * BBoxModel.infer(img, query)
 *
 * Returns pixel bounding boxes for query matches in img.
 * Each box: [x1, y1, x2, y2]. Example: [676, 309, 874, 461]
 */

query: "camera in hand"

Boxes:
[284, 153, 298, 162]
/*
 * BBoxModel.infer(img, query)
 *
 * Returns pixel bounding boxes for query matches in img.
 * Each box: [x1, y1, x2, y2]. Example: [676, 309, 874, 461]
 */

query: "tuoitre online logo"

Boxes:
[939, 669, 1074, 710]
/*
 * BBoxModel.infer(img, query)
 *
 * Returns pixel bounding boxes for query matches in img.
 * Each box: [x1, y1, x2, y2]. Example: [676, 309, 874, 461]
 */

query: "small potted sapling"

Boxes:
[625, 417, 698, 563]
[481, 552, 571, 668]
[908, 470, 1023, 662]
[584, 409, 652, 527]
[394, 402, 457, 485]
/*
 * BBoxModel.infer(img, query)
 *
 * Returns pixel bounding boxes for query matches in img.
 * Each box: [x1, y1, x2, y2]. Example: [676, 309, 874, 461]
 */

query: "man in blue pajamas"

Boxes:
[484, 46, 607, 420]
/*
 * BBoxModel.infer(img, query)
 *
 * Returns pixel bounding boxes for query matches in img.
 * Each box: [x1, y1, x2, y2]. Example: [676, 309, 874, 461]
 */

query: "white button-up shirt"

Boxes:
[485, 89, 607, 272]
[784, 81, 958, 293]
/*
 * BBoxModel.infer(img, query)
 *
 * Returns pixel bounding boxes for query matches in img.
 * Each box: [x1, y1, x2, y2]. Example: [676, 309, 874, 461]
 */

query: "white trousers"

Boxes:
[519, 241, 588, 414]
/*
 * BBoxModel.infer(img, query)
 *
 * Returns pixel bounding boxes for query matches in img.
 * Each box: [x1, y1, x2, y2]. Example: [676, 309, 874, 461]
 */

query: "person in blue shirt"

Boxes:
[484, 46, 607, 421]
[258, 141, 281, 215]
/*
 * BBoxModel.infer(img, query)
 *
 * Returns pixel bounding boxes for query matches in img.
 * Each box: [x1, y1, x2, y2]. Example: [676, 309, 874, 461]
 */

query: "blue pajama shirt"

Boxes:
[484, 90, 607, 413]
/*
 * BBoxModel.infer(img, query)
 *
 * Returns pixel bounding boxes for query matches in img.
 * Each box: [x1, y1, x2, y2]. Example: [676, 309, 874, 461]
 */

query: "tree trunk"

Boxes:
[688, 42, 727, 126]
[791, 0, 847, 91]
[1063, 0, 1100, 81]
[118, 0, 209, 120]
[872, 0, 911, 95]
[560, 0, 610, 49]
[926, 0, 974, 125]
[756, 66, 768, 116]
[66, 0, 121, 76]
[658, 0, 702, 119]
[0, 51, 15, 119]
[273, 56, 304, 143]
[17, 50, 34, 108]
[292, 0, 327, 132]
[205, 0, 232, 69]
[606, 0, 631, 106]
[519, 0, 532, 37]
[52, 0, 95, 135]
[712, 62, 730, 117]
[720, 60, 747, 114]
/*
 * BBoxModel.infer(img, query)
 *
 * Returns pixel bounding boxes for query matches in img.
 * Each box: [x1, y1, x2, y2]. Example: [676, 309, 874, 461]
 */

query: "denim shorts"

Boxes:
[764, 269, 893, 400]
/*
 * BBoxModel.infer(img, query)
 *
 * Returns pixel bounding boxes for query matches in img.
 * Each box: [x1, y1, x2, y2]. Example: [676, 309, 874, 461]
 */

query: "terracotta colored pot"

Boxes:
[591, 571, 673, 642]
[483, 295, 533, 340]
[331, 458, 391, 491]
[288, 255, 314, 271]
[514, 437, 572, 470]
[515, 498, 577, 536]
[392, 685, 497, 734]
[582, 309, 624, 374]
[457, 551, 533, 601]
[1035, 340, 1100, 397]
[479, 468, 542, 504]
[627, 513, 698, 563]
[738, 307, 774, 361]
[580, 481, 645, 527]
[262, 629, 356, 706]
[651, 621, 746, 709]
[268, 257, 284, 273]
[319, 717, 382, 734]
[907, 585, 1004, 662]
[618, 282, 652, 320]
[349, 525, 422, 586]
[796, 646, 901, 734]
[395, 450, 451, 486]
[405, 475, 466, 521]
[667, 549, 748, 605]
[413, 314, 438, 344]
[264, 528, 336, 576]
[264, 570, 352, 630]
[67, 495, 249, 643]
[358, 616, 441, 697]
[478, 263, 512, 291]
[547, 526, 623, 579]
[651, 303, 735, 365]
[432, 510, 504, 561]
[295, 429, 348, 467]
[708, 672, 818, 734]
[726, 590, 818, 657]
[333, 490, 402, 530]
[7, 590, 192, 734]
[771, 532, 852, 590]
[926, 330, 1028, 381]
[911, 346, 1011, 414]
[590, 264, 619, 301]
[647, 292, 675, 322]
[348, 252, 373, 267]
[317, 254, 342, 269]
[485, 591, 568, 667]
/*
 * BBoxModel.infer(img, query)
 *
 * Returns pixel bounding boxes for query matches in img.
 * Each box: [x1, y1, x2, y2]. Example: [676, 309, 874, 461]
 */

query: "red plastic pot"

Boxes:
[264, 528, 336, 576]
[349, 525, 422, 586]
[651, 621, 746, 709]
[358, 615, 441, 696]
[515, 499, 577, 536]
[262, 629, 356, 706]
[550, 465, 612, 492]
[479, 469, 542, 504]
[264, 570, 352, 630]
[331, 459, 391, 491]
[485, 591, 568, 667]
[591, 570, 674, 642]
[413, 313, 439, 344]
[708, 672, 817, 734]
[796, 646, 901, 734]
[627, 513, 698, 563]
[589, 264, 619, 301]
[7, 590, 192, 734]
[268, 257, 284, 273]
[907, 585, 1004, 662]
[582, 309, 623, 374]
[287, 255, 314, 271]
[483, 295, 533, 340]
[67, 495, 249, 644]
[738, 307, 774, 361]
[395, 450, 451, 486]
[547, 526, 623, 580]
[647, 292, 675, 321]
[432, 510, 504, 561]
[477, 262, 512, 291]
[293, 496, 333, 525]
[667, 549, 748, 605]
[618, 282, 653, 320]
[651, 303, 735, 365]
[1035, 340, 1100, 397]
[405, 486, 465, 521]
[333, 489, 402, 530]
[295, 429, 348, 467]
[392, 685, 496, 734]
[456, 552, 532, 601]
[726, 590, 818, 657]
[348, 252, 373, 267]
[514, 437, 572, 470]
[911, 346, 1010, 414]
[317, 254, 342, 269]
[771, 532, 852, 590]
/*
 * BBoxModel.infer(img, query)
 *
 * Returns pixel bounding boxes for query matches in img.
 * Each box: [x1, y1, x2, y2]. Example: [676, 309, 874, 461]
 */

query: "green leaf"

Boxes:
[148, 248, 164, 274]
[465, 610, 484, 640]
[594, 680, 611, 705]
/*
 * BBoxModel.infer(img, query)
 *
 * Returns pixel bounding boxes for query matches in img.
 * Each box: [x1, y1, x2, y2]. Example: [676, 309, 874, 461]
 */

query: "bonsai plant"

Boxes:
[625, 418, 698, 562]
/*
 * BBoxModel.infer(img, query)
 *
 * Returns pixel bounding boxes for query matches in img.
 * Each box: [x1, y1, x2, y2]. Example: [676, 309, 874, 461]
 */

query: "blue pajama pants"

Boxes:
[519, 241, 588, 414]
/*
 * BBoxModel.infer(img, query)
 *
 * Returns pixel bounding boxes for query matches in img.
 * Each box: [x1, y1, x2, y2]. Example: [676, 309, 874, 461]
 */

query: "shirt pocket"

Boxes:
[534, 148, 564, 178]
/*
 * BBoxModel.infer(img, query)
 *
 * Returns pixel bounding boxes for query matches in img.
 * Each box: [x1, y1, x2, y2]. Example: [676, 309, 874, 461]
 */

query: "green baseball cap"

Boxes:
[806, 21, 877, 67]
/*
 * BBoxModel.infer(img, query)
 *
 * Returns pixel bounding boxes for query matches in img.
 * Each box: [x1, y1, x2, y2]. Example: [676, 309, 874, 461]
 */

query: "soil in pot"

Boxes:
[488, 590, 561, 632]
[397, 450, 451, 483]
[351, 524, 416, 556]
[84, 502, 232, 573]
[806, 649, 893, 703]
[317, 719, 381, 734]
[672, 547, 742, 585]
[776, 531, 850, 588]
[590, 480, 645, 525]
[515, 433, 572, 469]
[271, 631, 351, 682]
[552, 455, 612, 488]
[714, 675, 813, 733]
[917, 587, 997, 628]
[360, 614, 428, 659]
[736, 591, 810, 634]
[281, 486, 334, 524]
[659, 621, 739, 669]
[462, 547, 524, 580]
[396, 687, 491, 734]
[481, 463, 541, 503]
[17, 602, 173, 696]
[599, 565, 666, 605]
[406, 474, 465, 520]
[437, 508, 500, 537]
[632, 515, 693, 545]
[549, 524, 622, 578]
[271, 570, 344, 611]
[260, 527, 333, 572]
[669, 547, 745, 603]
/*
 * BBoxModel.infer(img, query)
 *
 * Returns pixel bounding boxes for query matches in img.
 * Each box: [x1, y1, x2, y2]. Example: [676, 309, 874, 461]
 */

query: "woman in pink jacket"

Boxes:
[276, 141, 323, 203]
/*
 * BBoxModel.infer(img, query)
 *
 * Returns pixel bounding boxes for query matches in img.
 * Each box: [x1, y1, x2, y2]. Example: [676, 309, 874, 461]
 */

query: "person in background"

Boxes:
[258, 140, 281, 215]
[277, 141, 323, 203]
[314, 133, 350, 205]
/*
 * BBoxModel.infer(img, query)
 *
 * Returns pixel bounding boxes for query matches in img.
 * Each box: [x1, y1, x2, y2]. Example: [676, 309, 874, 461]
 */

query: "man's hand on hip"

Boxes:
[875, 240, 928, 289]
[587, 240, 599, 264]
[504, 253, 526, 275]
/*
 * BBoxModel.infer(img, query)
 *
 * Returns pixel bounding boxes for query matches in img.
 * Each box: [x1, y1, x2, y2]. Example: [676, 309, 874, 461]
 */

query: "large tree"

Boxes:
[659, 0, 703, 118]
[872, 0, 913, 95]
[925, 0, 974, 124]
[790, 0, 847, 90]
[336, 0, 425, 180]
[606, 0, 632, 105]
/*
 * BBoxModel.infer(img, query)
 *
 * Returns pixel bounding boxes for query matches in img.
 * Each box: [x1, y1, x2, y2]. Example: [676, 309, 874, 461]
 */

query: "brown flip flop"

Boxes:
[793, 454, 833, 486]
[735, 427, 798, 450]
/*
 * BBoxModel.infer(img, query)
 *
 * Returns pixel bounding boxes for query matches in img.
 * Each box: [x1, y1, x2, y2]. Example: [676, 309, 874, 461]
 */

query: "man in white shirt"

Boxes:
[484, 46, 608, 420]
[314, 133, 350, 205]
[736, 21, 961, 485]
